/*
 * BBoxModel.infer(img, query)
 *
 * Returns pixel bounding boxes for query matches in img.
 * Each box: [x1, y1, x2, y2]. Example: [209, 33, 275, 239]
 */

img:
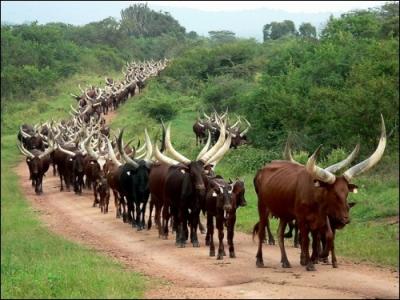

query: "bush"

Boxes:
[140, 97, 178, 122]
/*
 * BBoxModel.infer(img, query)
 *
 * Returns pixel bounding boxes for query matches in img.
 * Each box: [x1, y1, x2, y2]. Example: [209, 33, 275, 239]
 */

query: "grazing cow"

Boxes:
[252, 115, 386, 271]
[17, 142, 55, 194]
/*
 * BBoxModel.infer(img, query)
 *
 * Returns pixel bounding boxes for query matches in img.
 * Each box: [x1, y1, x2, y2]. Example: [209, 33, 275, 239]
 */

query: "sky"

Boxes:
[1, 1, 387, 40]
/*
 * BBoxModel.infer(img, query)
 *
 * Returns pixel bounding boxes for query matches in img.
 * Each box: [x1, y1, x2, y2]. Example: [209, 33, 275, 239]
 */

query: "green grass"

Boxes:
[1, 73, 152, 299]
[112, 80, 399, 268]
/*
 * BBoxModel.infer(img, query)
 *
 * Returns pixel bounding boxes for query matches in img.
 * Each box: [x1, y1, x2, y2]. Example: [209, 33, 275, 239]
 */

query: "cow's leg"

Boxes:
[189, 211, 200, 247]
[121, 197, 128, 223]
[331, 229, 337, 268]
[310, 230, 320, 264]
[265, 213, 275, 245]
[216, 215, 225, 260]
[141, 199, 148, 229]
[227, 213, 236, 258]
[147, 197, 154, 230]
[113, 190, 120, 218]
[105, 194, 109, 214]
[135, 201, 142, 231]
[256, 202, 267, 267]
[278, 219, 291, 268]
[207, 214, 215, 256]
[162, 203, 171, 240]
[59, 171, 64, 191]
[299, 223, 315, 271]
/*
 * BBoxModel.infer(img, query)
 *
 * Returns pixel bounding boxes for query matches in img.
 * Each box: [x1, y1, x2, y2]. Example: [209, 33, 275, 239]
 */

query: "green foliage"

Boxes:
[208, 30, 236, 43]
[298, 22, 317, 38]
[263, 20, 297, 41]
[140, 97, 178, 122]
[120, 3, 185, 38]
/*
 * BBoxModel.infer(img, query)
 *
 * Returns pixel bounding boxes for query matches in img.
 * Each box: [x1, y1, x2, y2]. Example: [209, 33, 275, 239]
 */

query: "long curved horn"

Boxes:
[306, 145, 336, 184]
[325, 144, 360, 174]
[70, 105, 79, 114]
[165, 124, 191, 164]
[84, 134, 99, 160]
[153, 143, 180, 166]
[343, 115, 386, 181]
[17, 143, 35, 159]
[57, 144, 76, 157]
[144, 128, 153, 161]
[239, 118, 251, 137]
[196, 131, 211, 161]
[136, 142, 146, 153]
[117, 129, 138, 168]
[78, 84, 85, 93]
[206, 133, 232, 166]
[199, 121, 226, 163]
[283, 137, 300, 164]
[38, 142, 56, 159]
[106, 136, 122, 167]
[20, 126, 32, 138]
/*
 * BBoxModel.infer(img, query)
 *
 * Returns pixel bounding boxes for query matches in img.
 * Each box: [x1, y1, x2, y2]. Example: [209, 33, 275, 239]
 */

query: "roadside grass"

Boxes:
[1, 72, 151, 299]
[113, 80, 399, 268]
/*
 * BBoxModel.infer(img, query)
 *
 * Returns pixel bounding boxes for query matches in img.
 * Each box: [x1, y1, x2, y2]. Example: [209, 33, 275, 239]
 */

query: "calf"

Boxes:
[96, 176, 110, 213]
[204, 177, 232, 259]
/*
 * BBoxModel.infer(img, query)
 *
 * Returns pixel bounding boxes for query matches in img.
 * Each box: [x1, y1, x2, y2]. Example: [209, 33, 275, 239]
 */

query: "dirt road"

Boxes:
[15, 160, 399, 299]
[15, 109, 399, 299]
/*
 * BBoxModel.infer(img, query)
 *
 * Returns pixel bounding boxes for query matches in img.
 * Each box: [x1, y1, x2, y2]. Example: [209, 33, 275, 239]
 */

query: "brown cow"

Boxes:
[253, 115, 386, 271]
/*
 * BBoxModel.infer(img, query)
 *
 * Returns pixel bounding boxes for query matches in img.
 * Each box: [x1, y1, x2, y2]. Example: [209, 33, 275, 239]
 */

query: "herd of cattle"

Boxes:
[17, 58, 387, 271]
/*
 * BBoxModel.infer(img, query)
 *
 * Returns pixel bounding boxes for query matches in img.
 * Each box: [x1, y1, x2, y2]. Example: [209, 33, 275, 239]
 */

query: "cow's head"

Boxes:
[305, 115, 386, 227]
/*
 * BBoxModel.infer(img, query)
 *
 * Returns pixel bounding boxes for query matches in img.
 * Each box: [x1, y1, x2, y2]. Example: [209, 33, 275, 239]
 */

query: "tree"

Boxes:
[263, 20, 297, 41]
[208, 30, 236, 43]
[120, 3, 185, 38]
[299, 22, 317, 38]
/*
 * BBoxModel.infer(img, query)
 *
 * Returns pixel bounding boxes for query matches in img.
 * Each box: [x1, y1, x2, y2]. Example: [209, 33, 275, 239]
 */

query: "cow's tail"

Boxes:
[252, 222, 260, 242]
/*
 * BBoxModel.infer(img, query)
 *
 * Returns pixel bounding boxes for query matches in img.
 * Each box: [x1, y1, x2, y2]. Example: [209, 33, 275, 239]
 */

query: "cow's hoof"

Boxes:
[192, 241, 200, 248]
[210, 250, 215, 257]
[332, 262, 338, 268]
[306, 263, 316, 271]
[269, 239, 275, 245]
[177, 242, 185, 248]
[256, 260, 264, 268]
[217, 255, 223, 260]
[282, 261, 292, 268]
[229, 252, 236, 258]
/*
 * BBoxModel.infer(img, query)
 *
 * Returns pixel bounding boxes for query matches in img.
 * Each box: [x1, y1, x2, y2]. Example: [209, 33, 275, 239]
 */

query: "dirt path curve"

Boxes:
[15, 110, 399, 299]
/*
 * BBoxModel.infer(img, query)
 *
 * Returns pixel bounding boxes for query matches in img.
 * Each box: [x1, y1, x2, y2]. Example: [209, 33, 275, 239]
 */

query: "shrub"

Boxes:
[140, 97, 177, 122]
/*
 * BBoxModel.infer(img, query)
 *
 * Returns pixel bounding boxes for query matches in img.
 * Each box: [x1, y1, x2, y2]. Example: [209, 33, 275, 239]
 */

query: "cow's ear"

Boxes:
[348, 184, 359, 194]
[348, 202, 356, 208]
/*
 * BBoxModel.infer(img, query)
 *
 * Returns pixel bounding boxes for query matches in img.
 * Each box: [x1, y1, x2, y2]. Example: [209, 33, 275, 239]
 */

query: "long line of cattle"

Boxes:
[17, 57, 387, 271]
